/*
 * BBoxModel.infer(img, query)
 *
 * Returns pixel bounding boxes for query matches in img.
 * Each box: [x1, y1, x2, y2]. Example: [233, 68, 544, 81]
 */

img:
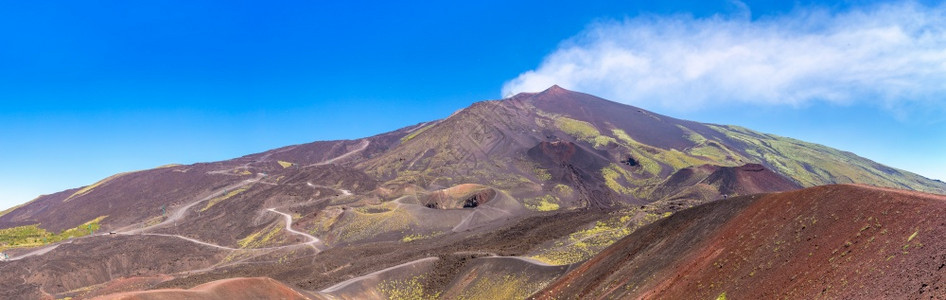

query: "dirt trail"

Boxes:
[320, 257, 439, 293]
[121, 174, 264, 235]
[5, 241, 72, 261]
[6, 174, 334, 262]
[307, 182, 352, 196]
[310, 140, 369, 166]
[492, 255, 555, 267]
[451, 205, 514, 232]
[206, 162, 253, 175]
[136, 233, 239, 251]
[266, 208, 324, 251]
[449, 251, 556, 267]
[124, 206, 327, 253]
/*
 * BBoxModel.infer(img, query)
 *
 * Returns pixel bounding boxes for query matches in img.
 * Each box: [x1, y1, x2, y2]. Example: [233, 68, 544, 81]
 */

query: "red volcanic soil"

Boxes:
[82, 275, 173, 299]
[659, 164, 800, 196]
[657, 163, 802, 198]
[702, 163, 802, 196]
[422, 184, 497, 209]
[534, 184, 946, 299]
[92, 277, 320, 300]
[648, 163, 801, 211]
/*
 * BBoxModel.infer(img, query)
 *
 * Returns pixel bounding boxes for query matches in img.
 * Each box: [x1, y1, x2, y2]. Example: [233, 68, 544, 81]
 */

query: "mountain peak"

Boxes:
[506, 84, 577, 101]
[505, 84, 593, 105]
[543, 84, 566, 92]
[536, 84, 579, 98]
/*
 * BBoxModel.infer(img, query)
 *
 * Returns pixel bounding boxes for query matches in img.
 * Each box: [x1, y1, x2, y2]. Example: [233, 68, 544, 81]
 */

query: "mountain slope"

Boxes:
[101, 184, 946, 300]
[0, 86, 943, 299]
[533, 184, 946, 299]
[708, 124, 943, 191]
[3, 86, 941, 237]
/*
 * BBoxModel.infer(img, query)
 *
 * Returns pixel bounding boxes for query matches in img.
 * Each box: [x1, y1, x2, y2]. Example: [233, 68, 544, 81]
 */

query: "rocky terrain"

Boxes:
[1, 86, 943, 299]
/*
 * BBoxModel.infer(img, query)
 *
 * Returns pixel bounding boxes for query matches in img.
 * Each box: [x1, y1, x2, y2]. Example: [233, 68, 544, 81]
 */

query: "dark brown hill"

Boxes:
[648, 163, 802, 210]
[703, 163, 801, 195]
[533, 184, 946, 299]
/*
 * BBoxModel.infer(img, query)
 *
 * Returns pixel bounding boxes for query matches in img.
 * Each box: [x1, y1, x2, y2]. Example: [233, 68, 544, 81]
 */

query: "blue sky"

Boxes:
[1, 0, 944, 210]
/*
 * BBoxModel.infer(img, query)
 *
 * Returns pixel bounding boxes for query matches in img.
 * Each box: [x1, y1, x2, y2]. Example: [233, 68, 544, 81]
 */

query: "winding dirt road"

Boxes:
[310, 140, 369, 166]
[266, 208, 323, 251]
[321, 257, 440, 293]
[4, 173, 326, 262]
[5, 241, 71, 261]
[137, 233, 238, 251]
[121, 174, 264, 235]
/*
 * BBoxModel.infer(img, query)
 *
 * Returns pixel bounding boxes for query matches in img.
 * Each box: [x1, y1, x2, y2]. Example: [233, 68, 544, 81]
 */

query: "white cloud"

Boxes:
[502, 2, 946, 116]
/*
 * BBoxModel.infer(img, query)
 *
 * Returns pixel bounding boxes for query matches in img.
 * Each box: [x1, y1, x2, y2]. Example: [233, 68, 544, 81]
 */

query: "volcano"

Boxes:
[1, 86, 943, 299]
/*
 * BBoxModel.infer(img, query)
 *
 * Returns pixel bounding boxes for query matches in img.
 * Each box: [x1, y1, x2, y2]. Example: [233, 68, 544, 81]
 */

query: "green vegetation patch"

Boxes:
[556, 116, 599, 139]
[602, 164, 634, 195]
[379, 274, 439, 300]
[335, 204, 418, 242]
[555, 116, 615, 148]
[531, 216, 632, 265]
[489, 174, 537, 191]
[401, 231, 443, 243]
[0, 225, 50, 250]
[707, 124, 933, 190]
[676, 125, 745, 166]
[611, 129, 666, 175]
[678, 125, 708, 144]
[201, 186, 251, 212]
[612, 128, 711, 172]
[531, 209, 672, 265]
[401, 123, 436, 143]
[533, 167, 552, 181]
[610, 128, 635, 145]
[553, 184, 574, 198]
[0, 216, 107, 251]
[277, 160, 294, 168]
[309, 208, 343, 238]
[220, 250, 255, 264]
[687, 142, 737, 163]
[656, 149, 706, 170]
[65, 173, 128, 202]
[524, 194, 560, 212]
[238, 224, 282, 248]
[456, 274, 545, 300]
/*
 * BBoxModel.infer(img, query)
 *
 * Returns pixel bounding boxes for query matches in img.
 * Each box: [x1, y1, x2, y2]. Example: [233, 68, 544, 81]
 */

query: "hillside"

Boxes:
[533, 184, 946, 299]
[0, 86, 943, 299]
[62, 184, 946, 300]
